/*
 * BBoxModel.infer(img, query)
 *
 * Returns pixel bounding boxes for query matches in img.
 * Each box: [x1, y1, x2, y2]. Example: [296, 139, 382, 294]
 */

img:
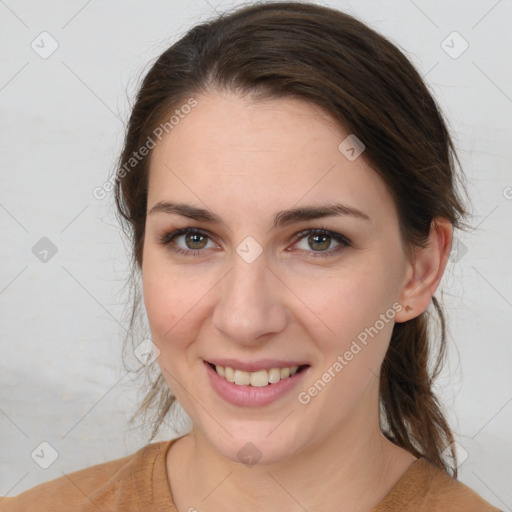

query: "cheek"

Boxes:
[143, 278, 175, 340]
[293, 262, 397, 368]
[292, 267, 381, 334]
[142, 254, 201, 348]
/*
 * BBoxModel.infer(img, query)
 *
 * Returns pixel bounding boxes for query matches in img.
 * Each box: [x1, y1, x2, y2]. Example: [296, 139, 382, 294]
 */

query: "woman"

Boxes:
[0, 2, 502, 511]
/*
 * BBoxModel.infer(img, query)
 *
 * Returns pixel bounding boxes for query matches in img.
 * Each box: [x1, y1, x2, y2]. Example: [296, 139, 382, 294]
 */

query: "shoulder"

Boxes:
[374, 457, 503, 512]
[0, 440, 174, 512]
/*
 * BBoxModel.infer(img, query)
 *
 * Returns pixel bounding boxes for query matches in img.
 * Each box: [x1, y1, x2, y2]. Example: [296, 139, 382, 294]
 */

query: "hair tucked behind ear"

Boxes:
[113, 1, 472, 477]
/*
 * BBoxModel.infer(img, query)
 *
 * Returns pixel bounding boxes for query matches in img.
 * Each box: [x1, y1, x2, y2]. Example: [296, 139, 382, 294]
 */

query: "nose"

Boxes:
[212, 251, 287, 346]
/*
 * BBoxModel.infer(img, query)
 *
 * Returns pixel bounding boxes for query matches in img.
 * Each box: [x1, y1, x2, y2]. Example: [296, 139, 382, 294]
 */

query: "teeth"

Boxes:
[234, 369, 250, 386]
[213, 364, 301, 387]
[224, 366, 235, 382]
[249, 369, 267, 387]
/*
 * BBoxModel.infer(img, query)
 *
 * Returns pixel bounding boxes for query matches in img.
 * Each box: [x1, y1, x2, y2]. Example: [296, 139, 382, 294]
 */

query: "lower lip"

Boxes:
[204, 361, 310, 407]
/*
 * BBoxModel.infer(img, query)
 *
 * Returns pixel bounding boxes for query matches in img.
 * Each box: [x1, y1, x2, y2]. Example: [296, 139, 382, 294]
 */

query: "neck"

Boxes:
[167, 381, 417, 512]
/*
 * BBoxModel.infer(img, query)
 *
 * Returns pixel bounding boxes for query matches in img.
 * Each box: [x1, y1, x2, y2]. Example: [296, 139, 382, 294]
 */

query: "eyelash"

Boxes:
[157, 227, 351, 259]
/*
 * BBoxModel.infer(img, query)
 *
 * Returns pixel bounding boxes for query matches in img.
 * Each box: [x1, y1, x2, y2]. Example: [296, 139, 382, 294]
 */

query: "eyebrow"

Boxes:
[148, 201, 370, 229]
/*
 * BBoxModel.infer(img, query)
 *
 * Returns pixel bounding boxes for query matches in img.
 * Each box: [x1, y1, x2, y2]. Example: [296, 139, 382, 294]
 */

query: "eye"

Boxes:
[157, 227, 350, 258]
[291, 228, 350, 258]
[157, 228, 218, 257]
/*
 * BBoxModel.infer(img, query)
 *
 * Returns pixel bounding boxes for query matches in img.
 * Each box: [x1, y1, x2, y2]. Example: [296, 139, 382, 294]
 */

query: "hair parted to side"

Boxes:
[113, 1, 472, 478]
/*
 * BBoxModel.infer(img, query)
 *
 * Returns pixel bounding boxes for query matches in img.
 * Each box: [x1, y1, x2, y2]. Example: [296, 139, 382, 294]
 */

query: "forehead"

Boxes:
[147, 90, 396, 227]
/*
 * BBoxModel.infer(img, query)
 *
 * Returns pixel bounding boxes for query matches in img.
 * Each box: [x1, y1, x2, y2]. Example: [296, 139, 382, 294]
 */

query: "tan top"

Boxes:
[0, 437, 503, 511]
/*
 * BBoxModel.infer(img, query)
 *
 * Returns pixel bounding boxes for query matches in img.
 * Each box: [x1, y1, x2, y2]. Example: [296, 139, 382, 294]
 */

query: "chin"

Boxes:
[203, 426, 304, 467]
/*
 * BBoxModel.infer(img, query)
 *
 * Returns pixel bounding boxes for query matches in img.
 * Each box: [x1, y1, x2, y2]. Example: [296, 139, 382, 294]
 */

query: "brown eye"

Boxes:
[157, 228, 217, 257]
[293, 228, 350, 258]
[184, 231, 208, 250]
[308, 233, 331, 251]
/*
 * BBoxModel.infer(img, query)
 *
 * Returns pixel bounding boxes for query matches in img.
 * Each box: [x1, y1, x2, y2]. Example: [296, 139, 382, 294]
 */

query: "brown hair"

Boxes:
[114, 1, 472, 477]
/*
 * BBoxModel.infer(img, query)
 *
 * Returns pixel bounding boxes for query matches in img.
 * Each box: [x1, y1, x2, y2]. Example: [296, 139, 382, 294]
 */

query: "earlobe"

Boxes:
[395, 217, 453, 323]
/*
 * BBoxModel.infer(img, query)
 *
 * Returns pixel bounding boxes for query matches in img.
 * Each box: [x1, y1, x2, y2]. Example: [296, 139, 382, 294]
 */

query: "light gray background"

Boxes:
[0, 0, 510, 509]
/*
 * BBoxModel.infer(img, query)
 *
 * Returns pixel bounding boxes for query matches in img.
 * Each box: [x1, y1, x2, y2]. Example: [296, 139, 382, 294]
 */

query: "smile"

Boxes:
[204, 360, 311, 407]
[209, 362, 308, 387]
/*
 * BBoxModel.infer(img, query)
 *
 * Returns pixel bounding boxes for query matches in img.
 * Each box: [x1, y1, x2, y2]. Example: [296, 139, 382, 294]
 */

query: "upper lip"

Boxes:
[205, 358, 310, 372]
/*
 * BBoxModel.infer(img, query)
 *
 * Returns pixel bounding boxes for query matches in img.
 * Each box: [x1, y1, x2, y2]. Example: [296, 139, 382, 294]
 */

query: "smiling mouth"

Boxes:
[206, 362, 310, 387]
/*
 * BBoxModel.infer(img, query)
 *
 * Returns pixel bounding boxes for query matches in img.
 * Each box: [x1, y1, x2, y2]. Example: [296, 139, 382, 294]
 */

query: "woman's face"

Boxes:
[142, 90, 412, 464]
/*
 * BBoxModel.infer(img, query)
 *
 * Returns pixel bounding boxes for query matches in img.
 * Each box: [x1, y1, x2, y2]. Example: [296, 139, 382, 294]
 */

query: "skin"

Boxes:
[142, 89, 453, 512]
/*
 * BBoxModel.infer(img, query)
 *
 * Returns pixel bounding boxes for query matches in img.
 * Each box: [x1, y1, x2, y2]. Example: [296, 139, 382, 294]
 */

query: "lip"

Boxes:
[204, 357, 309, 372]
[204, 360, 311, 407]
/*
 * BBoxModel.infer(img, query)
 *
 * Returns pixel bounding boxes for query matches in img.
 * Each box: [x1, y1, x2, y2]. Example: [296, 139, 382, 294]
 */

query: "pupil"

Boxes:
[311, 234, 329, 251]
[187, 233, 206, 249]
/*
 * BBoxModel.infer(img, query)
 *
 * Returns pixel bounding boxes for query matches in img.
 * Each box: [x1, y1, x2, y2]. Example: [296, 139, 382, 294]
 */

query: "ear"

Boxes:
[395, 217, 453, 323]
